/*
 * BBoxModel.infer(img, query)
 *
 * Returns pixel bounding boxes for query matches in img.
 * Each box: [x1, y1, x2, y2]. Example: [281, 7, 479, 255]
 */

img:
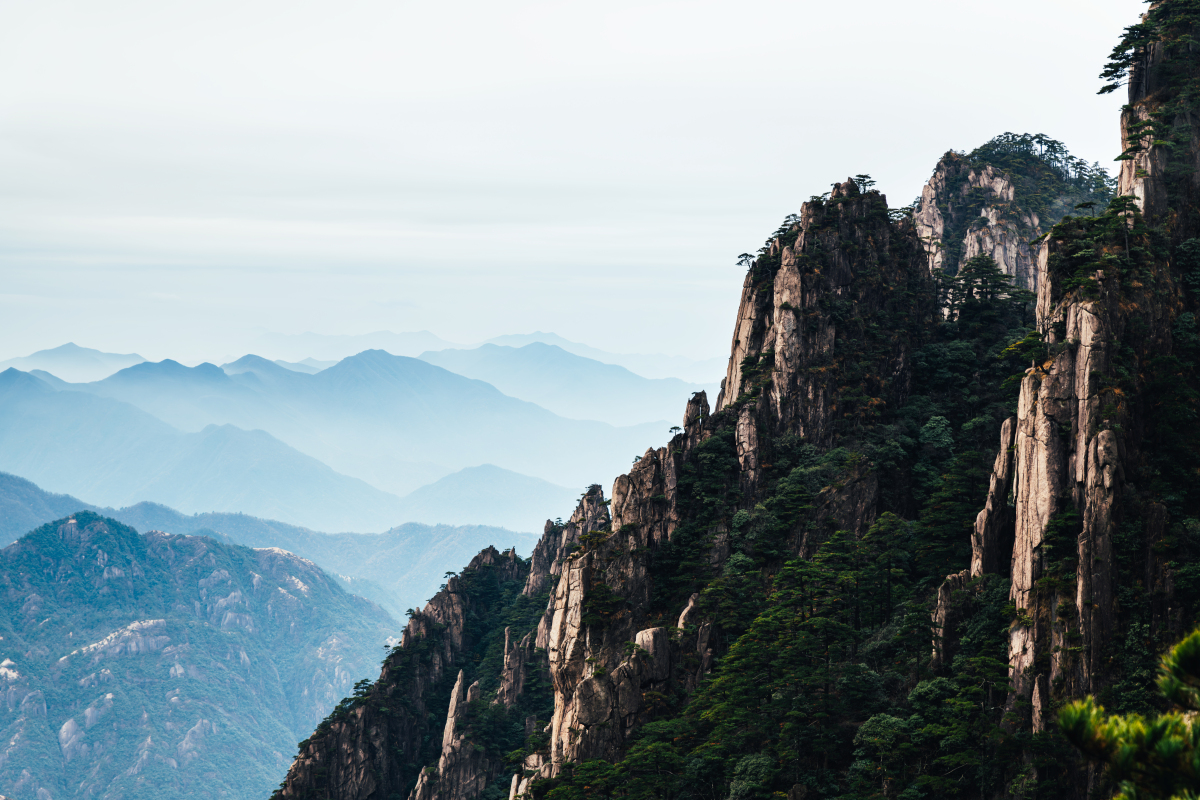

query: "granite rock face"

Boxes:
[276, 33, 1200, 798]
[277, 178, 942, 800]
[408, 671, 492, 800]
[914, 157, 1043, 289]
[717, 179, 933, 457]
[274, 547, 524, 800]
[941, 38, 1200, 739]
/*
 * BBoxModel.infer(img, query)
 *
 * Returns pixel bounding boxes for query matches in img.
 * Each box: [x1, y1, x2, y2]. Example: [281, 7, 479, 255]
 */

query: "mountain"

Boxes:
[0, 512, 397, 800]
[270, 358, 335, 374]
[108, 501, 537, 617]
[0, 470, 537, 618]
[0, 343, 144, 383]
[0, 369, 411, 531]
[419, 343, 719, 427]
[250, 330, 461, 361]
[275, 49, 1186, 800]
[0, 472, 99, 545]
[485, 331, 725, 383]
[53, 350, 661, 497]
[391, 464, 579, 532]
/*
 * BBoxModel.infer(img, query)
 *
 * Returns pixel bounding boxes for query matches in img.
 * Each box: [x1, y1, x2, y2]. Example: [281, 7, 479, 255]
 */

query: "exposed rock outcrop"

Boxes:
[944, 34, 1200, 739]
[914, 157, 1043, 289]
[523, 488, 609, 599]
[717, 179, 933, 463]
[275, 547, 525, 800]
[971, 416, 1017, 578]
[408, 671, 492, 800]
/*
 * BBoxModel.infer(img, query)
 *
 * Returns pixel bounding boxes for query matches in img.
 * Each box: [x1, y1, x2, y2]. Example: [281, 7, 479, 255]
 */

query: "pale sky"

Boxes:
[0, 0, 1141, 364]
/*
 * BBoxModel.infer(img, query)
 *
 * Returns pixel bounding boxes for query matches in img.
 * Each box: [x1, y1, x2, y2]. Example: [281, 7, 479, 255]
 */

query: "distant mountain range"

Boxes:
[249, 329, 460, 361]
[245, 329, 723, 382]
[0, 369, 410, 532]
[114, 501, 538, 619]
[271, 357, 336, 374]
[0, 470, 540, 617]
[0, 342, 145, 383]
[30, 350, 657, 498]
[0, 338, 707, 534]
[420, 342, 717, 427]
[390, 463, 578, 531]
[484, 331, 725, 383]
[0, 512, 397, 800]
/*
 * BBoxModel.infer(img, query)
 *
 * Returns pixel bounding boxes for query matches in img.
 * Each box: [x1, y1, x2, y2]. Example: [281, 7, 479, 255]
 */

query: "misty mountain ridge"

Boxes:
[420, 342, 717, 427]
[249, 329, 461, 361]
[0, 471, 540, 616]
[485, 331, 725, 383]
[0, 367, 411, 531]
[270, 357, 336, 374]
[390, 463, 577, 532]
[38, 350, 660, 498]
[0, 342, 145, 383]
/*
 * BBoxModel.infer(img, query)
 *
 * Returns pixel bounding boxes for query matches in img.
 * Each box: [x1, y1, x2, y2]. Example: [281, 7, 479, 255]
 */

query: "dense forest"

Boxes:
[274, 4, 1200, 800]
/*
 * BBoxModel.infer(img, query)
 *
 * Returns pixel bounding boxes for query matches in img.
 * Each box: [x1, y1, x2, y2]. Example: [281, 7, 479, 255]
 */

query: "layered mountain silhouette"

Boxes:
[0, 342, 144, 382]
[0, 369, 408, 531]
[419, 342, 718, 426]
[0, 471, 539, 616]
[47, 350, 659, 496]
[249, 329, 459, 361]
[485, 331, 724, 383]
[388, 463, 577, 531]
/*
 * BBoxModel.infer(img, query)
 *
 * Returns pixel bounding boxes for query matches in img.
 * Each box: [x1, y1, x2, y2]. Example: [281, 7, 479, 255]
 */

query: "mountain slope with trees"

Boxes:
[0, 472, 538, 617]
[0, 513, 398, 800]
[272, 5, 1200, 798]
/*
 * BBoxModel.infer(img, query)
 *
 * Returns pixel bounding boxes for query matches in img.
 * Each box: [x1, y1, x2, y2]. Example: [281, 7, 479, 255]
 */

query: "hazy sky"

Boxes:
[1, 0, 1142, 364]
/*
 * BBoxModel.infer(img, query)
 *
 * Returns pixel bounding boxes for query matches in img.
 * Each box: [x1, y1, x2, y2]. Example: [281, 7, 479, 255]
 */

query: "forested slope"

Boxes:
[271, 5, 1200, 800]
[0, 513, 397, 800]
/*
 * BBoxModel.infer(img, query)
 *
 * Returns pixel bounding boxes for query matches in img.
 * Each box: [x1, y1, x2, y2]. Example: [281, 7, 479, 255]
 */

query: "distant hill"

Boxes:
[250, 329, 461, 361]
[392, 463, 578, 532]
[113, 502, 537, 618]
[0, 342, 144, 382]
[268, 357, 336, 374]
[420, 342, 717, 426]
[0, 512, 397, 800]
[0, 471, 538, 616]
[0, 472, 99, 545]
[485, 331, 725, 383]
[52, 350, 660, 496]
[0, 369, 409, 532]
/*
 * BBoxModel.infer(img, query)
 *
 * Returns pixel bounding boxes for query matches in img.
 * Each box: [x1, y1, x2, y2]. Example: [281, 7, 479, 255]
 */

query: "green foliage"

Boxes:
[1061, 627, 1200, 800]
[931, 134, 1117, 276]
[968, 133, 1117, 214]
[1100, 0, 1200, 214]
[649, 425, 741, 613]
[0, 514, 396, 800]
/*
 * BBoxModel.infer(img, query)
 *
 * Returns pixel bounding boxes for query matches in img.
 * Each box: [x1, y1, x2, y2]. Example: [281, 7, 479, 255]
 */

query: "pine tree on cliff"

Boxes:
[1060, 628, 1200, 800]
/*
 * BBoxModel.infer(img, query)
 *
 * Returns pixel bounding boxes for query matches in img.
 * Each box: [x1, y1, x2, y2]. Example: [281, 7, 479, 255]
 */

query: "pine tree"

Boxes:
[1060, 628, 1200, 800]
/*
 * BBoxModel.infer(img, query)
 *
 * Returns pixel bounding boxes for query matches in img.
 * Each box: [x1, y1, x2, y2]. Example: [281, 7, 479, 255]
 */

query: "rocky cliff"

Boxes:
[953, 14, 1200, 741]
[276, 174, 953, 800]
[914, 155, 1043, 289]
[275, 10, 1200, 800]
[914, 134, 1117, 290]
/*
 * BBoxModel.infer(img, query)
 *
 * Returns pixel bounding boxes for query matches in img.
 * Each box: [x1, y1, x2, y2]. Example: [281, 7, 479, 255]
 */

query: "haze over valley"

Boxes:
[0, 333, 714, 533]
[1, 2, 1173, 800]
